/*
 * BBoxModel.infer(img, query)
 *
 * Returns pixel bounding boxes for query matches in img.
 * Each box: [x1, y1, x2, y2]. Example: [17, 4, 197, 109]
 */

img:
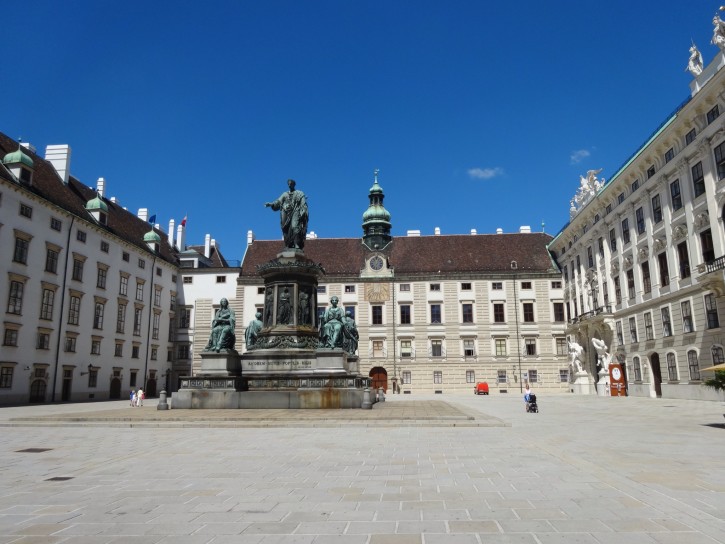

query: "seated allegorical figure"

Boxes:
[245, 311, 263, 348]
[319, 296, 344, 349]
[204, 298, 236, 352]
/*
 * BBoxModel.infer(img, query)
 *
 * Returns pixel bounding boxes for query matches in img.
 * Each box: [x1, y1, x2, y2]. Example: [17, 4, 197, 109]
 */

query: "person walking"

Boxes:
[130, 390, 136, 407]
[137, 388, 144, 407]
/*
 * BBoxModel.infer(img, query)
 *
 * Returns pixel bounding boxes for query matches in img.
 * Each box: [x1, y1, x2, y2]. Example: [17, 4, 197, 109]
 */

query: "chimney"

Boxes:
[470, 229, 477, 235]
[204, 234, 211, 258]
[406, 229, 421, 237]
[247, 230, 254, 245]
[138, 208, 149, 222]
[434, 227, 441, 236]
[96, 177, 105, 197]
[306, 231, 318, 239]
[519, 225, 531, 233]
[168, 219, 176, 247]
[496, 228, 503, 234]
[44, 144, 72, 184]
[110, 197, 118, 204]
[176, 224, 186, 251]
[20, 142, 37, 153]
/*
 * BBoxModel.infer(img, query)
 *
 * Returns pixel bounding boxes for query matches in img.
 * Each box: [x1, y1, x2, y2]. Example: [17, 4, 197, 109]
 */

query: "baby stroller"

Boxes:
[525, 393, 538, 413]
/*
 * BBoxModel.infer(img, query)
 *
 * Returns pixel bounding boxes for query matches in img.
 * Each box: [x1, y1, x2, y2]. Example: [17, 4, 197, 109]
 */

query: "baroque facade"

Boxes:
[548, 27, 725, 400]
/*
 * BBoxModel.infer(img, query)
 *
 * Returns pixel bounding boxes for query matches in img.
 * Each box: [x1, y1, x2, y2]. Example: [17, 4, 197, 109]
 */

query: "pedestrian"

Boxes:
[137, 388, 144, 407]
[130, 390, 136, 407]
[524, 382, 532, 412]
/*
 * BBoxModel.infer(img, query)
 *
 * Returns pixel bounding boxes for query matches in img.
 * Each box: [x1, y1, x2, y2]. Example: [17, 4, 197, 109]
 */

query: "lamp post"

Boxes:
[511, 261, 523, 393]
[80, 363, 93, 376]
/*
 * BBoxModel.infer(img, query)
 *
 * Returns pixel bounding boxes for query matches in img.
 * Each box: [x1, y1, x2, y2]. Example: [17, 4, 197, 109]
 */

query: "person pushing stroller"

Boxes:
[524, 382, 538, 413]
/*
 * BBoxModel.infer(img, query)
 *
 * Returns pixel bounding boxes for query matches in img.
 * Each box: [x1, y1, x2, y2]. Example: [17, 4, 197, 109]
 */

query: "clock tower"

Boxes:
[361, 169, 392, 250]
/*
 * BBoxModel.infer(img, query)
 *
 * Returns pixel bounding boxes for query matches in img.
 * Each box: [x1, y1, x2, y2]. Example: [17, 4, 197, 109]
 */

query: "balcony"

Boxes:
[570, 304, 615, 324]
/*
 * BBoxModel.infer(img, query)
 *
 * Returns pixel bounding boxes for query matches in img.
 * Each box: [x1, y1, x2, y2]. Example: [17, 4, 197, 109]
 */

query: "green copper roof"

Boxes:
[369, 180, 383, 194]
[362, 204, 391, 223]
[3, 147, 33, 168]
[85, 195, 108, 212]
[144, 230, 161, 243]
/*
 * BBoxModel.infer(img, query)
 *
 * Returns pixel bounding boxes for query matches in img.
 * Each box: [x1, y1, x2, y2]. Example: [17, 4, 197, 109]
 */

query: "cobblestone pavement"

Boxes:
[1, 393, 724, 543]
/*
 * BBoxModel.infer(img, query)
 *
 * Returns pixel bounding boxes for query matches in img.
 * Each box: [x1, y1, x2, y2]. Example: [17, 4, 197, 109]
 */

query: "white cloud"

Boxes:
[570, 149, 591, 164]
[467, 167, 504, 180]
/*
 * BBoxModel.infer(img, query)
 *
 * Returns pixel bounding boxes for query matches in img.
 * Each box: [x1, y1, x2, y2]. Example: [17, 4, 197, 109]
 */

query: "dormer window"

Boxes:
[20, 168, 32, 183]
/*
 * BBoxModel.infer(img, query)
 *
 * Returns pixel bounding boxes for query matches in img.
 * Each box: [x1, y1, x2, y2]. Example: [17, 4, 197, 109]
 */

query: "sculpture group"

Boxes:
[319, 296, 359, 355]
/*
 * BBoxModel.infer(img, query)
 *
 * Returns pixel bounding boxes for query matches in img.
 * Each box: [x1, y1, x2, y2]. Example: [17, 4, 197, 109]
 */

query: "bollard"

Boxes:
[157, 389, 170, 410]
[378, 387, 385, 402]
[362, 387, 372, 409]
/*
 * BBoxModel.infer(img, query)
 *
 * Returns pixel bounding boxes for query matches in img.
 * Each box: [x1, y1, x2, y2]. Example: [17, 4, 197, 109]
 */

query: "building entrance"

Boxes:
[369, 367, 388, 392]
[650, 353, 663, 397]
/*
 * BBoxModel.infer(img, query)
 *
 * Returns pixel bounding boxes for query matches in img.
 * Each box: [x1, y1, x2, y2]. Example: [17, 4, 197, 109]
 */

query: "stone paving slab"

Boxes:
[0, 394, 724, 543]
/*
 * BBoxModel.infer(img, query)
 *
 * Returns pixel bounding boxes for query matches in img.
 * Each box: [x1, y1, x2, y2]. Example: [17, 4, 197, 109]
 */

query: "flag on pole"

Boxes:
[181, 215, 187, 227]
[148, 214, 156, 224]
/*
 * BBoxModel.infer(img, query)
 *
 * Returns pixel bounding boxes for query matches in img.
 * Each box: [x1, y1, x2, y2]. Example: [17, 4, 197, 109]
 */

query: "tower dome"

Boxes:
[362, 169, 392, 249]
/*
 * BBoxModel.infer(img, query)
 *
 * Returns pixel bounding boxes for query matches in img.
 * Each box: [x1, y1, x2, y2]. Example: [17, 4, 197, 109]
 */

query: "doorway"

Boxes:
[650, 353, 662, 397]
[29, 379, 47, 403]
[61, 369, 73, 402]
[369, 367, 388, 392]
[109, 377, 121, 399]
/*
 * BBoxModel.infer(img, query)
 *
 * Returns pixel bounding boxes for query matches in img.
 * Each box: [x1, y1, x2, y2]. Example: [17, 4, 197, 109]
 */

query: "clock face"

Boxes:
[612, 367, 622, 381]
[370, 256, 384, 271]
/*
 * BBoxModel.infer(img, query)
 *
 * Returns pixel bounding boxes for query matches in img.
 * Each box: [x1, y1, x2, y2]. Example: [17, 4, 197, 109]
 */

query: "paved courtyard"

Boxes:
[0, 392, 724, 544]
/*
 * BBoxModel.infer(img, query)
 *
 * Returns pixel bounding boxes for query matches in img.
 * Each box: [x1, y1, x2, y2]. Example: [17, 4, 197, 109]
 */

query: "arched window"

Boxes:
[666, 352, 678, 381]
[688, 350, 701, 380]
[633, 356, 642, 381]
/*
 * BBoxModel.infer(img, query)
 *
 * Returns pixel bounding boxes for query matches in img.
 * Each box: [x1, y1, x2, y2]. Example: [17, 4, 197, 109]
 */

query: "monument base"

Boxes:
[199, 350, 241, 376]
[572, 371, 594, 395]
[596, 370, 611, 396]
[172, 388, 368, 409]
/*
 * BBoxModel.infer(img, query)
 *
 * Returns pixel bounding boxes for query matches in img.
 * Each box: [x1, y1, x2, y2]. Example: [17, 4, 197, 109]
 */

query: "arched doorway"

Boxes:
[29, 380, 47, 403]
[146, 379, 157, 398]
[650, 353, 663, 397]
[369, 367, 388, 392]
[109, 378, 121, 399]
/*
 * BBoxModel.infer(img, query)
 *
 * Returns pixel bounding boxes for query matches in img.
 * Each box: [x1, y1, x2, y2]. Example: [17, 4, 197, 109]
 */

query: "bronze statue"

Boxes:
[245, 311, 263, 347]
[342, 310, 359, 355]
[277, 286, 292, 325]
[204, 298, 236, 352]
[319, 296, 344, 348]
[265, 179, 309, 250]
[298, 289, 311, 326]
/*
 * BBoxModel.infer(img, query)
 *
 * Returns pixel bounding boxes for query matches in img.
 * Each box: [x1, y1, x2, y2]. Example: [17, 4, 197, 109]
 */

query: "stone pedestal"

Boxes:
[572, 371, 593, 395]
[597, 369, 611, 396]
[199, 350, 241, 376]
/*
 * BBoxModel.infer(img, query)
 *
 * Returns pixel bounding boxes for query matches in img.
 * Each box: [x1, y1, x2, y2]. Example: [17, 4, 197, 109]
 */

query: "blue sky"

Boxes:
[3, 1, 719, 261]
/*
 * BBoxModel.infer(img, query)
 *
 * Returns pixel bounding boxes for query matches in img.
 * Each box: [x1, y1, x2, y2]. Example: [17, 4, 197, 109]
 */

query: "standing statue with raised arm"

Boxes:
[686, 43, 704, 77]
[592, 337, 612, 373]
[265, 179, 309, 250]
[568, 337, 584, 374]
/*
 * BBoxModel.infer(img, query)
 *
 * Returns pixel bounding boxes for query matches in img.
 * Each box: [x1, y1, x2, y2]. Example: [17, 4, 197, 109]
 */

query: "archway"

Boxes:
[369, 367, 388, 392]
[109, 377, 121, 399]
[29, 380, 47, 403]
[650, 352, 663, 397]
[146, 379, 157, 398]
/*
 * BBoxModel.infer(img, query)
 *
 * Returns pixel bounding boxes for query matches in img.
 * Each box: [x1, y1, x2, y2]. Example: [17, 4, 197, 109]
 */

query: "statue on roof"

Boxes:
[265, 179, 309, 250]
[713, 13, 725, 51]
[686, 43, 704, 77]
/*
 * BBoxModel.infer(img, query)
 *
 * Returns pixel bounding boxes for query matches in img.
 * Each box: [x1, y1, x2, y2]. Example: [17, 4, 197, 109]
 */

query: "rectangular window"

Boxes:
[116, 303, 127, 333]
[461, 282, 472, 291]
[50, 217, 62, 231]
[688, 350, 701, 380]
[19, 203, 32, 218]
[597, 237, 604, 258]
[606, 203, 612, 215]
[45, 248, 59, 274]
[629, 317, 638, 343]
[183, 276, 193, 284]
[707, 104, 720, 124]
[670, 179, 682, 211]
[701, 228, 715, 263]
[635, 207, 645, 234]
[667, 353, 678, 381]
[631, 179, 640, 192]
[402, 370, 411, 384]
[40, 289, 54, 320]
[647, 165, 655, 179]
[88, 368, 98, 388]
[525, 338, 536, 356]
[115, 343, 123, 357]
[642, 262, 651, 294]
[0, 367, 13, 388]
[678, 242, 691, 279]
[614, 276, 621, 305]
[372, 305, 383, 325]
[497, 370, 507, 384]
[119, 275, 129, 296]
[101, 241, 109, 253]
[491, 282, 503, 290]
[3, 329, 18, 346]
[37, 332, 50, 350]
[661, 307, 672, 337]
[399, 284, 410, 292]
[400, 339, 412, 358]
[528, 369, 538, 383]
[122, 251, 130, 262]
[634, 357, 642, 381]
[627, 270, 635, 299]
[553, 302, 565, 322]
[132, 345, 140, 358]
[152, 312, 160, 340]
[64, 336, 76, 352]
[72, 259, 84, 281]
[495, 338, 507, 356]
[154, 288, 162, 307]
[622, 218, 630, 244]
[93, 302, 105, 329]
[552, 281, 562, 289]
[13, 237, 29, 264]
[431, 340, 443, 357]
[372, 340, 384, 358]
[466, 370, 475, 383]
[430, 304, 442, 324]
[433, 371, 442, 384]
[523, 302, 534, 322]
[216, 276, 226, 284]
[91, 339, 101, 355]
[616, 321, 624, 344]
[76, 230, 86, 243]
[68, 295, 80, 325]
[682, 300, 693, 333]
[430, 283, 441, 291]
[705, 293, 720, 329]
[134, 308, 143, 335]
[493, 303, 505, 323]
[559, 369, 569, 383]
[652, 194, 663, 224]
[644, 312, 654, 340]
[138, 258, 145, 269]
[587, 246, 594, 268]
[657, 253, 670, 287]
[665, 148, 674, 163]
[463, 339, 475, 357]
[692, 161, 705, 197]
[462, 303, 474, 323]
[521, 281, 532, 290]
[97, 267, 107, 289]
[135, 282, 144, 301]
[609, 228, 617, 252]
[603, 281, 609, 305]
[556, 337, 567, 356]
[399, 304, 411, 324]
[344, 285, 356, 293]
[686, 128, 697, 145]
